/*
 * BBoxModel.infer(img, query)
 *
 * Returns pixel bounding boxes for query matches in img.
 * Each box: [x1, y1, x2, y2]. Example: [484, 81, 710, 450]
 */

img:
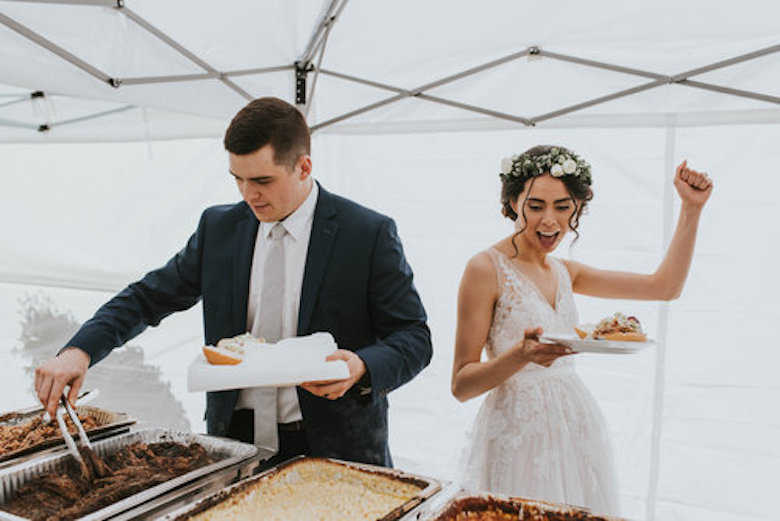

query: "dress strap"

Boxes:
[485, 247, 512, 292]
[549, 257, 574, 298]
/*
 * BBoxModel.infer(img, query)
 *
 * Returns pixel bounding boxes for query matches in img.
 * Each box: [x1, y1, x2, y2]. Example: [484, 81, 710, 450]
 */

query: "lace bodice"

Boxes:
[485, 247, 578, 378]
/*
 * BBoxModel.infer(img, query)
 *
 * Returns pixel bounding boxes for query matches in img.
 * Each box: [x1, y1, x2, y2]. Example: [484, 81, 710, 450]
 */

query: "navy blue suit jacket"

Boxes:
[67, 184, 432, 467]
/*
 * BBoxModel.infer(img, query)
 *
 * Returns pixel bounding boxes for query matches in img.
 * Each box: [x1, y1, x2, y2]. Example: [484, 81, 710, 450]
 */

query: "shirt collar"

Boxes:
[259, 181, 318, 242]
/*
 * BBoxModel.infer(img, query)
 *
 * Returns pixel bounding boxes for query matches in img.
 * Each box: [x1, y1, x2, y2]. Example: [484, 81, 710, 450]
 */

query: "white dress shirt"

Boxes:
[235, 182, 319, 423]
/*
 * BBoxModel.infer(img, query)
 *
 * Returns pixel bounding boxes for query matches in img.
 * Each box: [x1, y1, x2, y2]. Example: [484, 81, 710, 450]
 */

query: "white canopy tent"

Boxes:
[0, 2, 778, 520]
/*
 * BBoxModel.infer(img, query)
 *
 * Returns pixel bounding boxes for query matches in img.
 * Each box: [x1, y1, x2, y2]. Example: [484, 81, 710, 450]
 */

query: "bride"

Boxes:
[451, 145, 712, 515]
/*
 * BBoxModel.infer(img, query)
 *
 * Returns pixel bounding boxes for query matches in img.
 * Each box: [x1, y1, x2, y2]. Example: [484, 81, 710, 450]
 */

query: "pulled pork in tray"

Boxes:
[433, 496, 615, 521]
[0, 441, 214, 521]
[0, 413, 100, 456]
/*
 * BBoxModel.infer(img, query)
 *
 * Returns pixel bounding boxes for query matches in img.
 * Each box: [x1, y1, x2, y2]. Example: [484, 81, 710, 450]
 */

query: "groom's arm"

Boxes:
[36, 210, 207, 416]
[63, 211, 208, 366]
[356, 218, 432, 402]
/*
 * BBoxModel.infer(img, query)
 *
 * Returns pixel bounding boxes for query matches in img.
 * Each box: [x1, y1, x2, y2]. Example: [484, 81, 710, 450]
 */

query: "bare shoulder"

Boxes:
[560, 258, 584, 281]
[461, 250, 499, 298]
[465, 250, 497, 280]
[558, 259, 582, 280]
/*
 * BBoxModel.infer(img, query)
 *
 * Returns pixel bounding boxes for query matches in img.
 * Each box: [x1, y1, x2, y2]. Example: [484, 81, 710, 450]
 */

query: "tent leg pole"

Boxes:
[645, 119, 677, 521]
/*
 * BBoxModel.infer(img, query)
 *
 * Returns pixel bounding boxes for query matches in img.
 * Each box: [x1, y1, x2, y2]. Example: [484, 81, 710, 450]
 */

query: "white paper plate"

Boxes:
[540, 334, 654, 354]
[187, 332, 350, 391]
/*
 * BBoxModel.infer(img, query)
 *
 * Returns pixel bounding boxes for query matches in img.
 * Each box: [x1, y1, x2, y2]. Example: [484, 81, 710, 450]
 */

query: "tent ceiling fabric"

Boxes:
[0, 0, 778, 140]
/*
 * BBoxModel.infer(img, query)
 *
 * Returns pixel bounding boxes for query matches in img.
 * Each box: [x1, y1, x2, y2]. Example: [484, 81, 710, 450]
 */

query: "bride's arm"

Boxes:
[451, 252, 569, 402]
[565, 160, 713, 301]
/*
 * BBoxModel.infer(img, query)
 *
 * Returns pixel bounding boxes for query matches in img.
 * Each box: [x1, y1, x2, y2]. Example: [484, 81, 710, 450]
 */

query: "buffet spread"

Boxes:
[0, 402, 625, 521]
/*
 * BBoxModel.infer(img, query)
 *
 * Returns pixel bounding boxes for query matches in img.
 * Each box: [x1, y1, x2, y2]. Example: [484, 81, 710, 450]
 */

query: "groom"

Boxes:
[34, 97, 432, 468]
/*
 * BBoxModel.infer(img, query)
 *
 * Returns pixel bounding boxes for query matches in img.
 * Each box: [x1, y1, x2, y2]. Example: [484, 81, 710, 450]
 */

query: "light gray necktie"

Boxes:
[249, 222, 286, 452]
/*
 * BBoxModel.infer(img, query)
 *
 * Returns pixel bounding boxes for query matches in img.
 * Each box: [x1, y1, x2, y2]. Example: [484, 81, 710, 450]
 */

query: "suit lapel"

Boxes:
[298, 186, 338, 335]
[233, 205, 259, 333]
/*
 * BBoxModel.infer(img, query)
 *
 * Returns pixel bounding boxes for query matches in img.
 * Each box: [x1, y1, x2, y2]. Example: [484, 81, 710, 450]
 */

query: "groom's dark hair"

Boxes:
[224, 97, 311, 169]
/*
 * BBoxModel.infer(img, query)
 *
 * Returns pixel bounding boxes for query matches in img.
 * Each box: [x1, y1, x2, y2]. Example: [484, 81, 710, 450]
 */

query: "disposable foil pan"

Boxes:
[422, 490, 626, 520]
[163, 456, 443, 521]
[0, 404, 135, 467]
[0, 428, 258, 521]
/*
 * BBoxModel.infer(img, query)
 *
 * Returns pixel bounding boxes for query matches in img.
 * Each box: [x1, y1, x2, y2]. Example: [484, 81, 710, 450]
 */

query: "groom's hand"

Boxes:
[300, 349, 367, 400]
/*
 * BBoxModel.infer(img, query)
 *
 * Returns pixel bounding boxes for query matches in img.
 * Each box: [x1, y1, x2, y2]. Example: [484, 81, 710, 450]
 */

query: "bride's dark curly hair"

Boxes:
[500, 145, 593, 245]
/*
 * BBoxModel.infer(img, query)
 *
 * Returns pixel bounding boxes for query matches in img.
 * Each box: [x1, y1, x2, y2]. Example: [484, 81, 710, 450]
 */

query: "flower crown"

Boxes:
[499, 147, 592, 185]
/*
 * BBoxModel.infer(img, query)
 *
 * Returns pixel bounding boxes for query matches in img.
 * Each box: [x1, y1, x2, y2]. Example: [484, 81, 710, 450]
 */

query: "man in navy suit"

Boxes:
[34, 97, 432, 468]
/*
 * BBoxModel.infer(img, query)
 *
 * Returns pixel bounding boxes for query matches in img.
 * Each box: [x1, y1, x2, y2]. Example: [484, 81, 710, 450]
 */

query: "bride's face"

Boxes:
[511, 174, 577, 253]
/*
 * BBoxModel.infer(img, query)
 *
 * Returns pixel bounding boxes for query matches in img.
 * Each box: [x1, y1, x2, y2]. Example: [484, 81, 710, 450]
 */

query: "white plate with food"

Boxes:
[188, 332, 349, 391]
[540, 334, 654, 354]
[541, 312, 654, 354]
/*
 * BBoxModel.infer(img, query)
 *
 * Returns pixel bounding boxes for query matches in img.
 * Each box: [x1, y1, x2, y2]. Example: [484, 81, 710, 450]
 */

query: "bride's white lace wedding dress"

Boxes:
[459, 247, 619, 515]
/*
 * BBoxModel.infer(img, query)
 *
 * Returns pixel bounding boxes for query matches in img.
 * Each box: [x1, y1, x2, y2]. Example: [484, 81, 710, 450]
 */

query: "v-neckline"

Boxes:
[494, 247, 561, 312]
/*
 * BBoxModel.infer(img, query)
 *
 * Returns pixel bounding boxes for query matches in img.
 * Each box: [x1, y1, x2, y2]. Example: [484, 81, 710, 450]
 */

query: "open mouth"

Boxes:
[537, 230, 560, 248]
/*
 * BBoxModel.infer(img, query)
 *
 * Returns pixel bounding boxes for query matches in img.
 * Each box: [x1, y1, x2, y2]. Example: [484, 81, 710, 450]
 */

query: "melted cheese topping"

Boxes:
[188, 459, 422, 521]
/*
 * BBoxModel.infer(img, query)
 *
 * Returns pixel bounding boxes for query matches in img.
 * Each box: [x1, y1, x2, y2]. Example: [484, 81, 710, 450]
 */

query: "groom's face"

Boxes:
[229, 144, 313, 222]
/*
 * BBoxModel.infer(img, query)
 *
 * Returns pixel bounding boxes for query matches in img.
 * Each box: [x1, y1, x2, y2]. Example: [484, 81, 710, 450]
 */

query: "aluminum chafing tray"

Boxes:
[0, 404, 135, 469]
[0, 428, 259, 521]
[161, 455, 443, 521]
[421, 490, 626, 520]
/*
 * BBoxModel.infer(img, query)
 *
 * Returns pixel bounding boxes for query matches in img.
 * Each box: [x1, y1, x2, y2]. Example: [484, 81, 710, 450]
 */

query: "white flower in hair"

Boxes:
[498, 147, 593, 185]
[562, 159, 577, 174]
[500, 157, 514, 175]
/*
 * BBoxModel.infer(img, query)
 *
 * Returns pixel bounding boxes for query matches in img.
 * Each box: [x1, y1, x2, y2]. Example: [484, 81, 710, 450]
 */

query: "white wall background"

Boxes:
[1, 123, 779, 520]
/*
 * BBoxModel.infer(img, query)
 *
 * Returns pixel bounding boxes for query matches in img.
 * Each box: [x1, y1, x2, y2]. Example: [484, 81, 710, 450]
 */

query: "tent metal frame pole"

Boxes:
[679, 79, 780, 105]
[226, 65, 294, 78]
[310, 93, 407, 131]
[1, 0, 117, 6]
[543, 44, 780, 87]
[1, 2, 776, 131]
[0, 96, 29, 109]
[0, 12, 113, 85]
[300, 0, 349, 67]
[119, 65, 296, 86]
[303, 20, 333, 117]
[1, 0, 117, 7]
[120, 72, 217, 85]
[315, 43, 780, 131]
[540, 46, 780, 113]
[414, 48, 531, 94]
[670, 43, 780, 80]
[540, 49, 666, 80]
[119, 6, 253, 100]
[0, 117, 36, 130]
[312, 49, 533, 130]
[298, 0, 348, 112]
[530, 79, 668, 124]
[53, 104, 134, 128]
[646, 119, 678, 521]
[417, 94, 532, 125]
[315, 68, 534, 128]
[319, 68, 407, 94]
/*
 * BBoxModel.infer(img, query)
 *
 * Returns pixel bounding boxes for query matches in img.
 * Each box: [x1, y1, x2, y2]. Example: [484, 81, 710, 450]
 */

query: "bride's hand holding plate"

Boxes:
[512, 326, 574, 368]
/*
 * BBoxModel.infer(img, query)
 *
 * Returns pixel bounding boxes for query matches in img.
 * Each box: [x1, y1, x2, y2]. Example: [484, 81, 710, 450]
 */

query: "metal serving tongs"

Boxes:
[41, 388, 99, 424]
[54, 389, 112, 480]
